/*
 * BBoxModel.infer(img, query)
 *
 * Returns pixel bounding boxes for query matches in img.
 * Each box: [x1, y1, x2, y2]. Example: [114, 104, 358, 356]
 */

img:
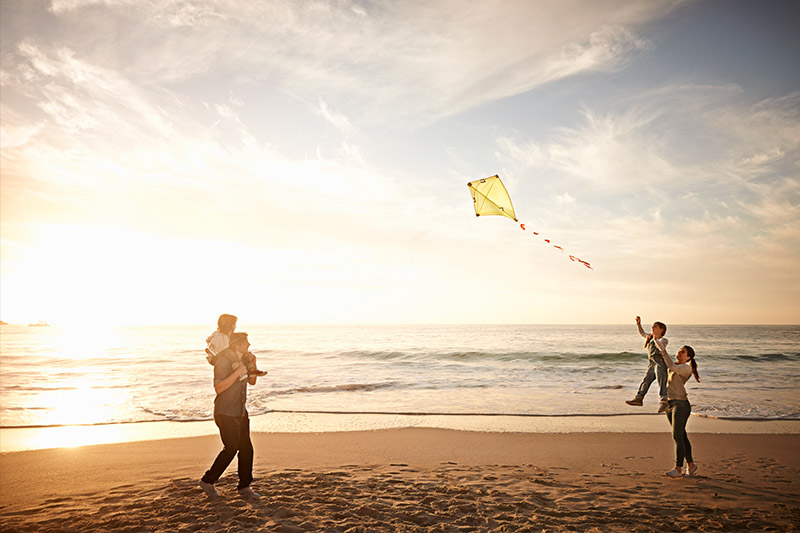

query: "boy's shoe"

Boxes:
[625, 397, 643, 406]
[685, 464, 698, 477]
[665, 468, 683, 478]
[199, 480, 219, 497]
[657, 400, 670, 413]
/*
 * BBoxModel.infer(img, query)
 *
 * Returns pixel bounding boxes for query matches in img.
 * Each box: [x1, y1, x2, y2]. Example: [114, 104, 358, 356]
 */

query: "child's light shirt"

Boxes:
[206, 331, 229, 363]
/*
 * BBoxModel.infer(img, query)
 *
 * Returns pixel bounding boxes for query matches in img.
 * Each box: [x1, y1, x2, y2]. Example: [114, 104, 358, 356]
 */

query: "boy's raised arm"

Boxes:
[635, 316, 647, 338]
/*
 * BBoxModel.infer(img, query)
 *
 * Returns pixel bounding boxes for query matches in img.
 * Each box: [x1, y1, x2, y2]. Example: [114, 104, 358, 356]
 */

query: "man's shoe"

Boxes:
[238, 486, 261, 498]
[657, 400, 670, 413]
[665, 468, 683, 478]
[625, 397, 643, 406]
[199, 480, 219, 498]
[685, 464, 698, 477]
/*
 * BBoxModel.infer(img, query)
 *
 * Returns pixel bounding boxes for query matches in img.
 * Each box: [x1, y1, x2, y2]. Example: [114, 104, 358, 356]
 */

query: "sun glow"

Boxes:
[1, 224, 235, 326]
[32, 385, 130, 427]
[45, 324, 124, 359]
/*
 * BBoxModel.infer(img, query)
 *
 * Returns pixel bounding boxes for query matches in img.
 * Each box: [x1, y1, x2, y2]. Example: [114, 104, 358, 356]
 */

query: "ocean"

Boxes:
[0, 324, 798, 431]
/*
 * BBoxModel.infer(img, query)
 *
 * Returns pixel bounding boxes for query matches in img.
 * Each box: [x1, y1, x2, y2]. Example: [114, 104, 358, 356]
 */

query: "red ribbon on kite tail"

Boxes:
[519, 223, 592, 269]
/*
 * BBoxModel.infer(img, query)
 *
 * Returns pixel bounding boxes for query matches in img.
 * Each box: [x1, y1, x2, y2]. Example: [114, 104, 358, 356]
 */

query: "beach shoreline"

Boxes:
[1, 428, 798, 531]
[2, 412, 799, 453]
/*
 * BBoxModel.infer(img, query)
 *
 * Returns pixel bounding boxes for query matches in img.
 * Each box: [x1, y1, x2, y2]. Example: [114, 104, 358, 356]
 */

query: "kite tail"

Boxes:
[519, 223, 592, 269]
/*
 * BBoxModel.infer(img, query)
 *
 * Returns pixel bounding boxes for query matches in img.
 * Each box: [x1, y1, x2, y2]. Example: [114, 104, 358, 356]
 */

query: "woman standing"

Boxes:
[652, 339, 701, 477]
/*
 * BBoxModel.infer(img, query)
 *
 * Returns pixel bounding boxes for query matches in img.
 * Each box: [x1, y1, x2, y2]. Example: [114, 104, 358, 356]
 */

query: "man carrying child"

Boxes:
[199, 331, 262, 498]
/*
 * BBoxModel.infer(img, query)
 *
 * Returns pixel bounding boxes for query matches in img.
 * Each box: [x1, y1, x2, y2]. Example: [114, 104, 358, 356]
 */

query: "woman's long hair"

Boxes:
[684, 345, 700, 382]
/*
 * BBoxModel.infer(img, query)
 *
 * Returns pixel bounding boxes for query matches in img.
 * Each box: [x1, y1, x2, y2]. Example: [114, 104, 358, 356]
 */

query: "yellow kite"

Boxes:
[467, 175, 517, 222]
[466, 174, 592, 269]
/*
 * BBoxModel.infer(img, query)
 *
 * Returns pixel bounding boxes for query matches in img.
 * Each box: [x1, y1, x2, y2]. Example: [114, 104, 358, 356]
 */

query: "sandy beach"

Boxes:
[1, 428, 798, 532]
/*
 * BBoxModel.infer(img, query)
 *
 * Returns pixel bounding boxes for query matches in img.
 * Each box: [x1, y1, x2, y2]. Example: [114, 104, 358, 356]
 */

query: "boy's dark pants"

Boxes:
[202, 414, 253, 489]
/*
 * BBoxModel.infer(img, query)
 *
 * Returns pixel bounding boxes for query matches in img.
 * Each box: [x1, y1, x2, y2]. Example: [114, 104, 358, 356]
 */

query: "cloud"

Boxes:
[36, 0, 684, 124]
[497, 86, 800, 198]
[0, 105, 42, 149]
[497, 106, 683, 190]
[711, 91, 800, 181]
[317, 98, 356, 137]
[492, 85, 800, 317]
[0, 39, 423, 253]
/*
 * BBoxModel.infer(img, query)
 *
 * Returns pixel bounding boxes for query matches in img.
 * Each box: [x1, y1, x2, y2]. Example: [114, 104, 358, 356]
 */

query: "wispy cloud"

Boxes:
[497, 106, 682, 190]
[317, 98, 356, 137]
[0, 38, 420, 252]
[37, 0, 684, 124]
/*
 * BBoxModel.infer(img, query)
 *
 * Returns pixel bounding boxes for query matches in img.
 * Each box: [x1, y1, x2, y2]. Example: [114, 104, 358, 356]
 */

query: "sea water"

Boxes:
[1, 324, 798, 430]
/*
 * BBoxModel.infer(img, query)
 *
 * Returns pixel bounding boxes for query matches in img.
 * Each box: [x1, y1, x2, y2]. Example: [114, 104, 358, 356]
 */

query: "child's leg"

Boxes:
[635, 361, 656, 400]
[243, 352, 258, 373]
[655, 359, 668, 401]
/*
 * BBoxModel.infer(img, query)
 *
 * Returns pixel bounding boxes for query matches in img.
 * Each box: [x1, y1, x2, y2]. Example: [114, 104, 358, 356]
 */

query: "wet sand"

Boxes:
[1, 428, 798, 531]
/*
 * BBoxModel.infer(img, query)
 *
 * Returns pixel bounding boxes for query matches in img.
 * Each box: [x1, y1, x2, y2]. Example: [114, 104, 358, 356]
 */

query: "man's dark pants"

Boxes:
[201, 414, 253, 489]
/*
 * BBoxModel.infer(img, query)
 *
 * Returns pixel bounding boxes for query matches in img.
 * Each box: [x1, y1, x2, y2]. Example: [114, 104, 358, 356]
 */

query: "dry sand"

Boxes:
[1, 429, 798, 531]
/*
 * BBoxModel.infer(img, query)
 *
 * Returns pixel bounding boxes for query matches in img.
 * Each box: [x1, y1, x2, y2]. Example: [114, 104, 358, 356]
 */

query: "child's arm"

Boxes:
[635, 316, 647, 338]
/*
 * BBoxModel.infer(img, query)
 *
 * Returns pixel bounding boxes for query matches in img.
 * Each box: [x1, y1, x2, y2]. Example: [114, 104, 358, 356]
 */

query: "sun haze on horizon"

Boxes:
[1, 1, 798, 327]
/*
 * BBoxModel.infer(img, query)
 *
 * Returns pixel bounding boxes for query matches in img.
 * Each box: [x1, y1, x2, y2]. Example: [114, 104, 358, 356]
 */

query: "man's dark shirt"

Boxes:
[213, 347, 248, 417]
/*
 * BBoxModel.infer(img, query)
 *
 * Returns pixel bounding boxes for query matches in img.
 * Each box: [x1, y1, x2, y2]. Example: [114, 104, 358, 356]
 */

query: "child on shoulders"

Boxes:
[205, 314, 266, 377]
[206, 314, 237, 364]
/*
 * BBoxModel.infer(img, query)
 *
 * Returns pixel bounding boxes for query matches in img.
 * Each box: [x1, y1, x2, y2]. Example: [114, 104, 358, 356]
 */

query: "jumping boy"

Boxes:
[626, 316, 669, 413]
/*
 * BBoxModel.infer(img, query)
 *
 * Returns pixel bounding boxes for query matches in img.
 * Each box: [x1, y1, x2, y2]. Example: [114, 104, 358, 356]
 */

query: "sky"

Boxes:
[1, 0, 798, 326]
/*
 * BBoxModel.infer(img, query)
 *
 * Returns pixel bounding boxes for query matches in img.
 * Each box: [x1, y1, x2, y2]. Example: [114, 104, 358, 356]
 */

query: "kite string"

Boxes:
[519, 223, 592, 269]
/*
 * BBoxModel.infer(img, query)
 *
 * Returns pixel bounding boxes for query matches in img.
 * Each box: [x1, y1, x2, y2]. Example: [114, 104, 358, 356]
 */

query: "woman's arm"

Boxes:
[653, 337, 677, 372]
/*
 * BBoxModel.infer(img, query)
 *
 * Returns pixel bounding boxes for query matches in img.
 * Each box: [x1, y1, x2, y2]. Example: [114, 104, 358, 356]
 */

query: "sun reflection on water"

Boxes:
[33, 385, 131, 427]
[1, 324, 138, 429]
[46, 324, 125, 360]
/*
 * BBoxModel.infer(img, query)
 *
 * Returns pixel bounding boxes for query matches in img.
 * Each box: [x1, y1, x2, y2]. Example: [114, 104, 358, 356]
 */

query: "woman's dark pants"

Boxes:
[666, 399, 693, 467]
